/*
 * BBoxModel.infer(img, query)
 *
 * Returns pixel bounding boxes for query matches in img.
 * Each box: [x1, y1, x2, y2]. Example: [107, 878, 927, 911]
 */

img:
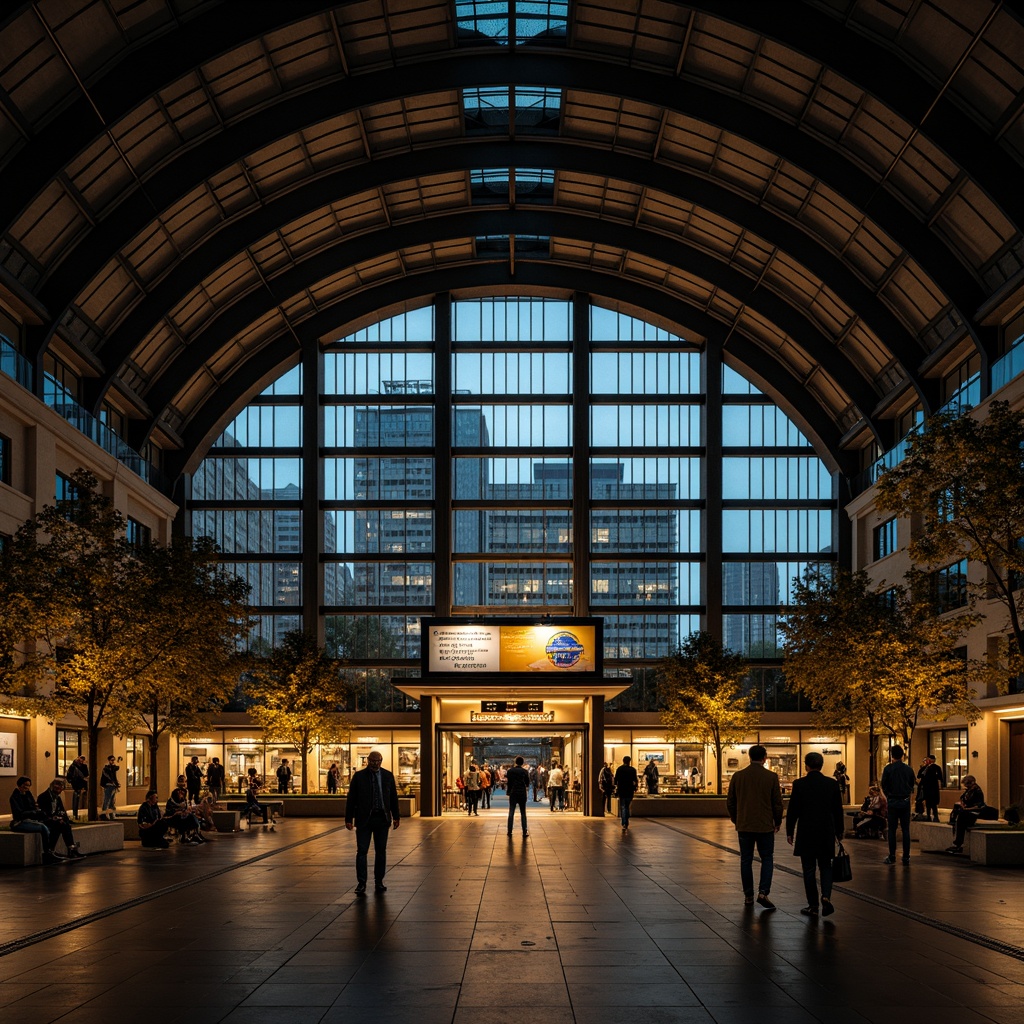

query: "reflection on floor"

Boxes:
[1, 815, 1022, 1024]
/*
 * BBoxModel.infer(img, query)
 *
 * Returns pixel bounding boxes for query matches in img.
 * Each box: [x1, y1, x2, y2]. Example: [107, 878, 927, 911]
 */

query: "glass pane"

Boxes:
[324, 614, 421, 659]
[247, 614, 302, 652]
[259, 365, 302, 395]
[722, 364, 763, 394]
[453, 457, 573, 499]
[591, 404, 701, 446]
[323, 352, 434, 395]
[223, 562, 301, 606]
[591, 509, 701, 555]
[452, 297, 572, 341]
[191, 510, 300, 554]
[590, 562, 701, 605]
[454, 508, 572, 553]
[722, 510, 833, 553]
[452, 351, 572, 393]
[723, 614, 783, 657]
[722, 458, 832, 500]
[723, 562, 812, 605]
[453, 562, 572, 608]
[453, 404, 571, 446]
[590, 306, 688, 344]
[330, 307, 434, 344]
[214, 406, 301, 447]
[325, 406, 435, 447]
[722, 405, 810, 446]
[191, 458, 301, 499]
[325, 458, 434, 500]
[591, 458, 701, 499]
[328, 562, 435, 606]
[325, 510, 433, 554]
[602, 614, 701, 659]
[591, 351, 701, 395]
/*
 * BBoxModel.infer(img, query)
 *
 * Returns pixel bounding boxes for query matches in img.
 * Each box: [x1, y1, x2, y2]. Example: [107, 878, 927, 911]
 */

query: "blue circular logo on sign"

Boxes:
[545, 631, 584, 669]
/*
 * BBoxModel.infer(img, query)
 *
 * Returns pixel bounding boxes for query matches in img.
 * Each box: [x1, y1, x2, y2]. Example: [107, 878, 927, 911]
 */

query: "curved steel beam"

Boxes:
[125, 208, 884, 440]
[28, 51, 987, 328]
[82, 141, 925, 393]
[171, 262, 851, 482]
[5, 2, 1018, 245]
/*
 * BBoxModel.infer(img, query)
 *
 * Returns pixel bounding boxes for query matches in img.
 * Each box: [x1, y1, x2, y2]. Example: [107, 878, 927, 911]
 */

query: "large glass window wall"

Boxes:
[187, 295, 837, 709]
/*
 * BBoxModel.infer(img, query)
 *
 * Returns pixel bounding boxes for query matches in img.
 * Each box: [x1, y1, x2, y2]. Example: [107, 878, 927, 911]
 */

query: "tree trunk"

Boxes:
[149, 736, 160, 796]
[87, 725, 100, 821]
[714, 738, 724, 795]
[300, 745, 309, 794]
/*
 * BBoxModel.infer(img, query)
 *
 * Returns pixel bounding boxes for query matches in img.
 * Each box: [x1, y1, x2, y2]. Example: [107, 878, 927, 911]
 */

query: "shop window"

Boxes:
[55, 729, 82, 779]
[928, 727, 968, 789]
[125, 735, 147, 787]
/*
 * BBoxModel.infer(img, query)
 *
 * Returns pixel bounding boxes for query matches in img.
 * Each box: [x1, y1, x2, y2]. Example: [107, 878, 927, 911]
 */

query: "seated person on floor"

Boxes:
[165, 786, 206, 844]
[195, 793, 219, 830]
[947, 775, 999, 853]
[244, 772, 270, 823]
[137, 790, 176, 848]
[849, 785, 887, 837]
[37, 777, 86, 859]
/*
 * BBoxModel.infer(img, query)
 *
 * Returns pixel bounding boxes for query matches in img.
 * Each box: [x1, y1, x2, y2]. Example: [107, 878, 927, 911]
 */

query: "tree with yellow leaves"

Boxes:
[657, 631, 759, 794]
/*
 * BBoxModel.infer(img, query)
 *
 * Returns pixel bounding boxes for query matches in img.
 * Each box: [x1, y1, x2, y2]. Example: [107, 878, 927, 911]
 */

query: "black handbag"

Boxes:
[832, 841, 853, 884]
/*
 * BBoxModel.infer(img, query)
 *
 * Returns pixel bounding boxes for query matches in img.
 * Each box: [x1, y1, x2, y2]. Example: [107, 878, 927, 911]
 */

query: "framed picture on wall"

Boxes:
[398, 746, 420, 777]
[639, 750, 665, 764]
[0, 732, 15, 774]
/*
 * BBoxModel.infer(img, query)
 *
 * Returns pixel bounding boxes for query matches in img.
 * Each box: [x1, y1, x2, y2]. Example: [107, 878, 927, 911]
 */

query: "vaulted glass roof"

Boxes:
[0, 0, 1021, 488]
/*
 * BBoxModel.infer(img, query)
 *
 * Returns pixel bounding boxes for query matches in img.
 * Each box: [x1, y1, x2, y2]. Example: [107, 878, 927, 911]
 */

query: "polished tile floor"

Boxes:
[2, 807, 1023, 1024]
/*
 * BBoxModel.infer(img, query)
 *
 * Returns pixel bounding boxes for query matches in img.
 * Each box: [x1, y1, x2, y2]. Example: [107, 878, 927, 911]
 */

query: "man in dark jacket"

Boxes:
[786, 751, 844, 916]
[345, 751, 400, 894]
[185, 755, 203, 804]
[37, 778, 85, 859]
[917, 754, 945, 822]
[880, 744, 917, 865]
[613, 755, 639, 831]
[206, 757, 226, 802]
[727, 744, 784, 910]
[137, 790, 175, 848]
[505, 756, 530, 836]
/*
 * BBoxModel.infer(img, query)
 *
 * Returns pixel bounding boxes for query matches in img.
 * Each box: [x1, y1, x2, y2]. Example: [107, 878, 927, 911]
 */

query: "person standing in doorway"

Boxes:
[326, 762, 341, 795]
[479, 762, 492, 809]
[100, 755, 120, 819]
[643, 758, 660, 795]
[786, 751, 844, 917]
[464, 763, 482, 815]
[613, 755, 639, 830]
[599, 762, 615, 814]
[726, 744, 783, 911]
[548, 763, 565, 811]
[185, 755, 203, 805]
[205, 757, 225, 802]
[345, 750, 400, 894]
[506, 756, 530, 836]
[880, 744, 916, 865]
[276, 758, 293, 794]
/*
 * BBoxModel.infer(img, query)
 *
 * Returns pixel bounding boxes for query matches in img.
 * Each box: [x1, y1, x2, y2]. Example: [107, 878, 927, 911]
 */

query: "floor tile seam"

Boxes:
[652, 819, 1024, 966]
[0, 823, 350, 960]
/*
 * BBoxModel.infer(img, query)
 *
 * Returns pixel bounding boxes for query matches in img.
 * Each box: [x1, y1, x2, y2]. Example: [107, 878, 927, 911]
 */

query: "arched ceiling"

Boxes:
[1, 0, 1023, 484]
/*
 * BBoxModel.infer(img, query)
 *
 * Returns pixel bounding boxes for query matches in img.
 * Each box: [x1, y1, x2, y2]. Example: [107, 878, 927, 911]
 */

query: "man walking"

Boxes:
[206, 757, 225, 802]
[786, 751, 844, 917]
[880, 744, 917, 865]
[613, 755, 639, 830]
[505, 756, 530, 836]
[726, 744, 783, 910]
[917, 753, 945, 823]
[345, 750, 400, 894]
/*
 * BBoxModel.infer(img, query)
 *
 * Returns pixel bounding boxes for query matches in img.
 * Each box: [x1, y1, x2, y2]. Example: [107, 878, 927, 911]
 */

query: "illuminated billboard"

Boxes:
[421, 618, 603, 679]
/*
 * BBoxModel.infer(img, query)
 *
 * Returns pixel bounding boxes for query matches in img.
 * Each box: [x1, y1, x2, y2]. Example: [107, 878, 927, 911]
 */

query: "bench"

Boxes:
[211, 810, 240, 832]
[0, 821, 124, 867]
[969, 828, 1024, 866]
[224, 800, 284, 827]
[911, 818, 1008, 854]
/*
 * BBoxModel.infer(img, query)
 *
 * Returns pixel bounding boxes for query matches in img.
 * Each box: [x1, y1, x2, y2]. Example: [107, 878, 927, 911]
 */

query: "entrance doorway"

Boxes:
[439, 730, 587, 814]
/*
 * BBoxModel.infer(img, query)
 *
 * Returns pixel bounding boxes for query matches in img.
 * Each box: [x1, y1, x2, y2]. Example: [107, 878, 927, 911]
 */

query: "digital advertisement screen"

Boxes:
[421, 618, 603, 678]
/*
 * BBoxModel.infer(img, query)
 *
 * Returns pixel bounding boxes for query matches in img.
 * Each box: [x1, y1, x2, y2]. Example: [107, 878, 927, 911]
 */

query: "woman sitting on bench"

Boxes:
[850, 785, 887, 838]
